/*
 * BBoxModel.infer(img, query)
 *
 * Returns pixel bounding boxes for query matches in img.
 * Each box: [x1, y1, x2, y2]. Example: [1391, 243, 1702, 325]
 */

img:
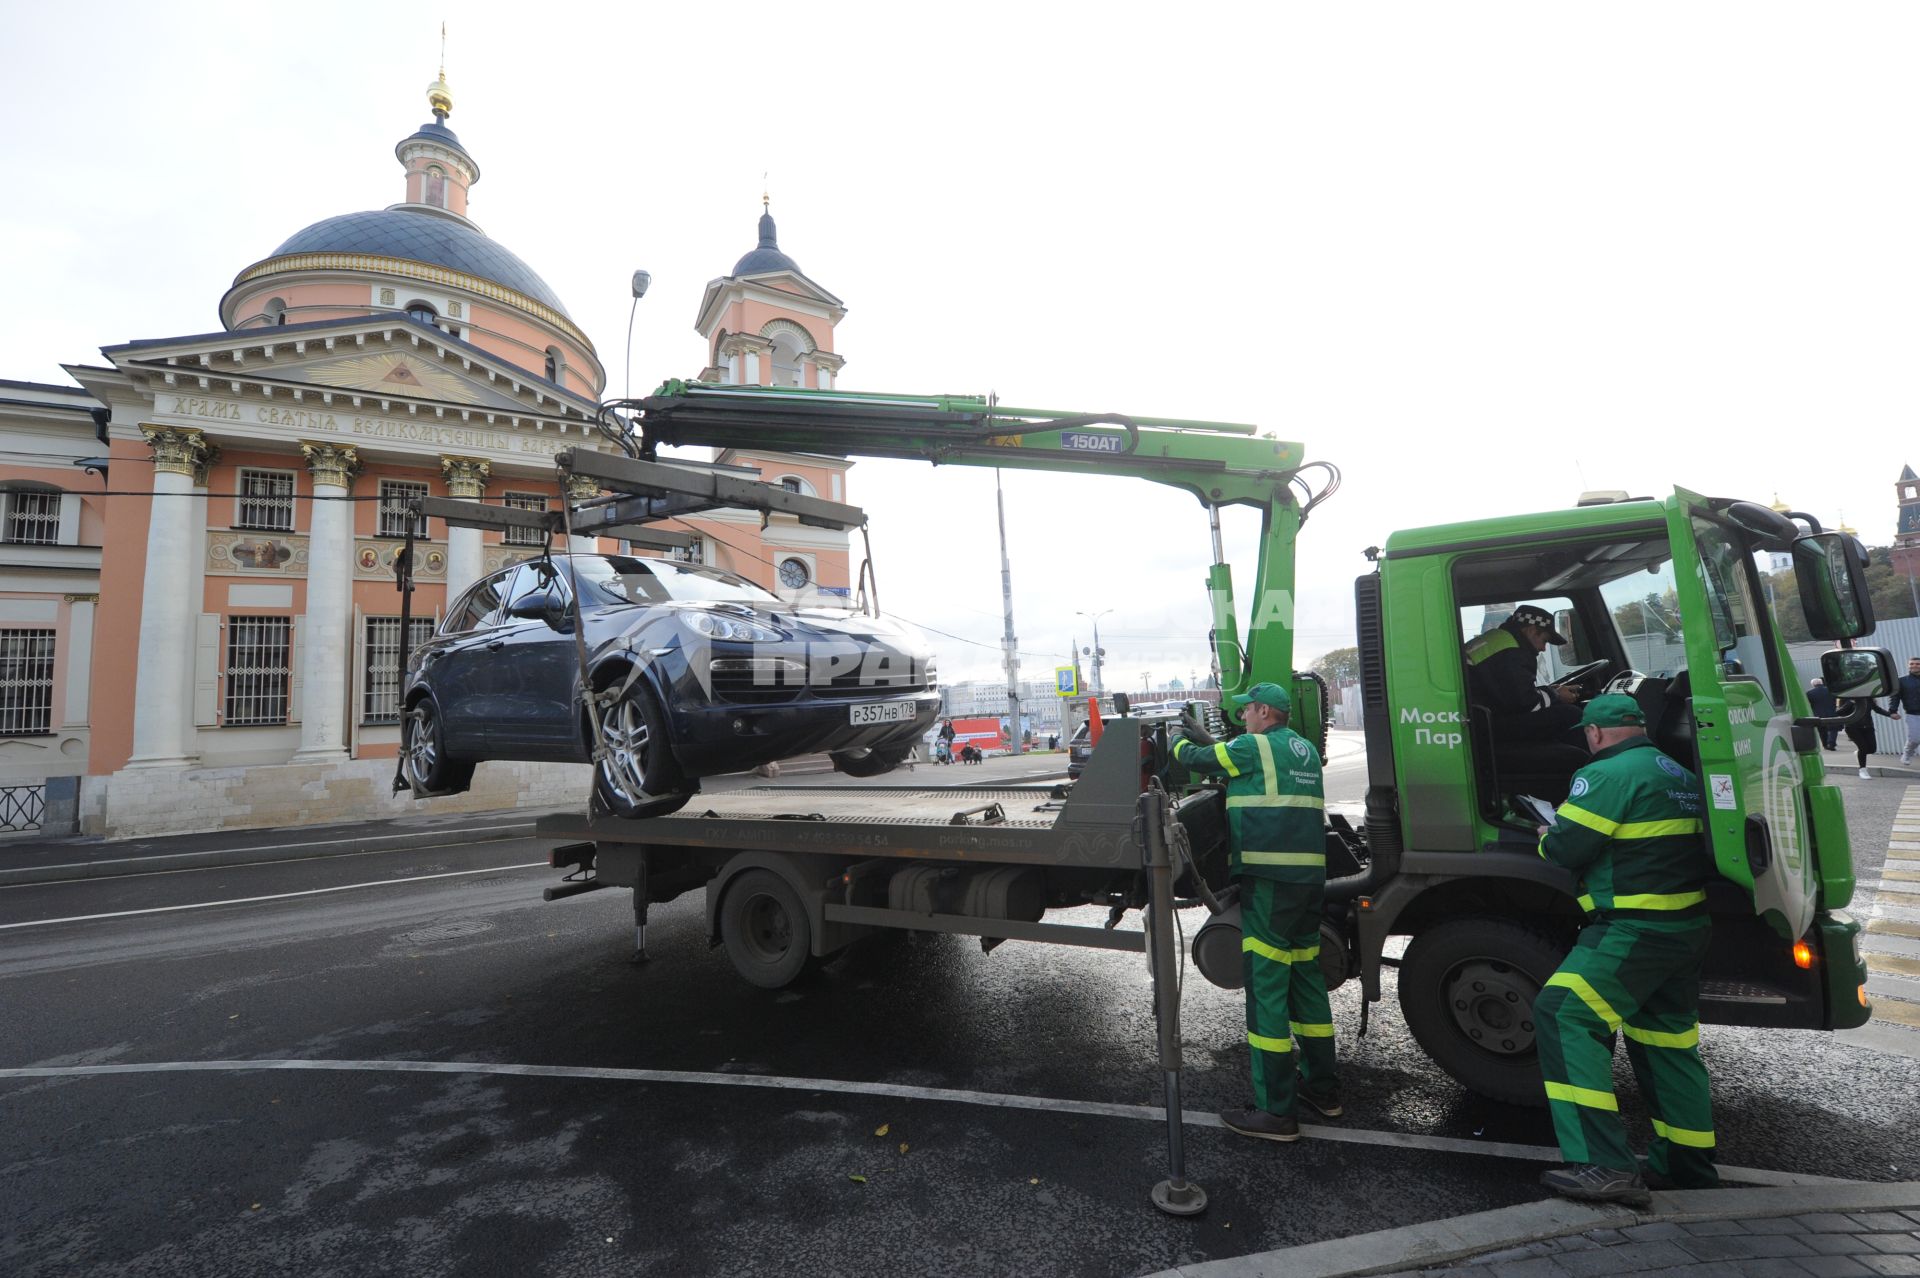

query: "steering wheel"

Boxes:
[1602, 669, 1647, 696]
[1546, 658, 1613, 691]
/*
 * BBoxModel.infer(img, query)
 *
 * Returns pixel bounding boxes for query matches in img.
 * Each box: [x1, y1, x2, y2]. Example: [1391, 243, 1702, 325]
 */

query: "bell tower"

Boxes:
[693, 198, 847, 389]
[1891, 465, 1920, 580]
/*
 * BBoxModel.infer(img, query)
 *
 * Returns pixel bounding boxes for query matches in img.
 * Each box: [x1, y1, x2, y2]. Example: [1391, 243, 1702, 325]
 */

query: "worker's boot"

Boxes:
[1298, 1088, 1344, 1120]
[1219, 1108, 1299, 1143]
[1538, 1163, 1651, 1208]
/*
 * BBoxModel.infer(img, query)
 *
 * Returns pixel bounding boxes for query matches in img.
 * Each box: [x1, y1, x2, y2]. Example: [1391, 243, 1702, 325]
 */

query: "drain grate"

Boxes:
[398, 919, 494, 945]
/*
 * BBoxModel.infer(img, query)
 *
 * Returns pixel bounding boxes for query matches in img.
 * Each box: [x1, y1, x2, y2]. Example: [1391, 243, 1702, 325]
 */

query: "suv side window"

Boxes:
[445, 570, 511, 634]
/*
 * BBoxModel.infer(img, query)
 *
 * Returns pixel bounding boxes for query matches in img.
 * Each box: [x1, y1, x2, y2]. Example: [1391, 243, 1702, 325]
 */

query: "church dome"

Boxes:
[262, 208, 571, 318]
[732, 210, 802, 277]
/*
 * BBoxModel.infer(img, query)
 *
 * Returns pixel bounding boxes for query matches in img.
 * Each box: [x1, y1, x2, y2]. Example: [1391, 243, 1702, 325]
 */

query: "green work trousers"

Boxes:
[1241, 875, 1337, 1116]
[1534, 918, 1718, 1188]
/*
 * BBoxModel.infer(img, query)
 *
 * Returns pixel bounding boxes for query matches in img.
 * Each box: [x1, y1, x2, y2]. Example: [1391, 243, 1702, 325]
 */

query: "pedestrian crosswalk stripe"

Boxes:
[1869, 953, 1920, 979]
[1859, 785, 1920, 1036]
[1869, 999, 1920, 1031]
[1869, 917, 1920, 940]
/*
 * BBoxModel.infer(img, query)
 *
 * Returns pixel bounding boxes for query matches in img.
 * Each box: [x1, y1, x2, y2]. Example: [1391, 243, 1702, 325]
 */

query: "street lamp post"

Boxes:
[1077, 609, 1113, 696]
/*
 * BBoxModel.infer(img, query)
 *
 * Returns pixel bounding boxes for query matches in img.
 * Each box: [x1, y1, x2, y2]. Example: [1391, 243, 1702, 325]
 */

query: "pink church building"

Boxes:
[0, 74, 854, 837]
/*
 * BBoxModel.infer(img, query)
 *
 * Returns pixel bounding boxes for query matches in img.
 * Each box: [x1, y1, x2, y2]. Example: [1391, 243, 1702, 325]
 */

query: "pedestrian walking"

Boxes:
[1170, 682, 1340, 1141]
[1841, 695, 1898, 779]
[1806, 678, 1839, 751]
[1890, 658, 1920, 764]
[1533, 695, 1719, 1207]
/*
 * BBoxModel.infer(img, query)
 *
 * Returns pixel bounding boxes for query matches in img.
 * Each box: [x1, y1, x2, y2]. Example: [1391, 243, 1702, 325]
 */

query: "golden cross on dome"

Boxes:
[427, 22, 453, 119]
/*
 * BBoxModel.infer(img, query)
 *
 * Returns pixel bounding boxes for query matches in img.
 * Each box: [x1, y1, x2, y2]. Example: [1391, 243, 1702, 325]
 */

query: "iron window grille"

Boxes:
[0, 629, 55, 735]
[3, 491, 61, 545]
[235, 468, 296, 531]
[363, 616, 435, 724]
[502, 492, 549, 547]
[378, 480, 430, 538]
[225, 615, 291, 726]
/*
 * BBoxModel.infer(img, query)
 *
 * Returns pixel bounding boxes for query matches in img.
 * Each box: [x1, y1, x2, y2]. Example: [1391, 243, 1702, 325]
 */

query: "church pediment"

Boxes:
[278, 349, 521, 411]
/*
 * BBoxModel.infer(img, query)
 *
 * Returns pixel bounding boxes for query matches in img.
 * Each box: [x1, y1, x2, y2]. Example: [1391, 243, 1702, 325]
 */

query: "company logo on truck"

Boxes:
[1400, 706, 1464, 748]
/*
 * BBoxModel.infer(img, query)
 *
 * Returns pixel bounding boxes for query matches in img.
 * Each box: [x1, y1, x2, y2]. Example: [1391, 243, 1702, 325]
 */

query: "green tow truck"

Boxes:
[526, 383, 1891, 1108]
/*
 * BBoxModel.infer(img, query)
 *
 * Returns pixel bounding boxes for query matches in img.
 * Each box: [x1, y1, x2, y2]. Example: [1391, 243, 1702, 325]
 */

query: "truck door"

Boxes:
[1664, 487, 1816, 939]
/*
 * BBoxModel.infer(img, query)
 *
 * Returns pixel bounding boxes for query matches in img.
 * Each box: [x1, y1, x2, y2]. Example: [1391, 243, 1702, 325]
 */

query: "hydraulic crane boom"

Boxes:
[574, 382, 1338, 720]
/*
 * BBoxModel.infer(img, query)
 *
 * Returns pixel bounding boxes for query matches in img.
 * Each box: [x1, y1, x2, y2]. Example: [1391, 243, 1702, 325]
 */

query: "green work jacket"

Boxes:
[1539, 737, 1714, 920]
[1172, 726, 1325, 884]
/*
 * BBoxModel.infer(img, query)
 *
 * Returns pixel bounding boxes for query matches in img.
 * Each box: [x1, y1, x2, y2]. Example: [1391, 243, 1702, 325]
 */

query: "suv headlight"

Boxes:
[684, 610, 785, 643]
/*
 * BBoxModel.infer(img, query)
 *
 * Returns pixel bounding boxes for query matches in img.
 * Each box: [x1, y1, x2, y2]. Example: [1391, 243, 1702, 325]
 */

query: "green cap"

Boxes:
[1580, 694, 1646, 728]
[1229, 682, 1291, 713]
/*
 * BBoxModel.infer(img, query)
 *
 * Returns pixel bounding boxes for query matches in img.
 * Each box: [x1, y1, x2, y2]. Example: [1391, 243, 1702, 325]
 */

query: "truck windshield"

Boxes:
[1690, 517, 1785, 708]
[1597, 559, 1685, 679]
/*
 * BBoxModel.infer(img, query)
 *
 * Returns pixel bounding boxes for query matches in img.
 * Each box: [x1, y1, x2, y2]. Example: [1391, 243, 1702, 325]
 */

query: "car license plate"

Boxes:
[850, 701, 914, 726]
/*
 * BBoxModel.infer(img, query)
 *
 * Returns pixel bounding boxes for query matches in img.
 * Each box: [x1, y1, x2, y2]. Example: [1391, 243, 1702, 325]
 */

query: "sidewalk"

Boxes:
[1156, 1181, 1920, 1277]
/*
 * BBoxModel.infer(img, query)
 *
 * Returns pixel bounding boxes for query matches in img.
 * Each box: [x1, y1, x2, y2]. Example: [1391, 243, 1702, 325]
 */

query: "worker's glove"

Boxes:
[1178, 709, 1217, 747]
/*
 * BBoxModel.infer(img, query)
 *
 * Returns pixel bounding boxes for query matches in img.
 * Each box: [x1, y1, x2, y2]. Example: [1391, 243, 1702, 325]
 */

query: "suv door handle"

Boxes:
[486, 639, 507, 651]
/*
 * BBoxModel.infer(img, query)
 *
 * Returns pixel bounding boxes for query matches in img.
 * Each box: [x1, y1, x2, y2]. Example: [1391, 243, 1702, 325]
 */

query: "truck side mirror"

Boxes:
[1112, 692, 1132, 716]
[1793, 532, 1875, 641]
[1821, 647, 1895, 701]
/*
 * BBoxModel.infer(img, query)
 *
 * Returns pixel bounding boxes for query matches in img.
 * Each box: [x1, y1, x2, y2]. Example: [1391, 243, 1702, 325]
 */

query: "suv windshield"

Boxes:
[573, 555, 781, 606]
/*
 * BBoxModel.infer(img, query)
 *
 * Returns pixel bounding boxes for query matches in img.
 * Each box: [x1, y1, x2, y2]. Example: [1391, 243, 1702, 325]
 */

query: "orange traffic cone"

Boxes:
[1088, 697, 1104, 747]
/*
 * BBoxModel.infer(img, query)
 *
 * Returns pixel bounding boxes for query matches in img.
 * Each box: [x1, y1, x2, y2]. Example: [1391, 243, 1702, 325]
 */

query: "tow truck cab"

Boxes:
[1352, 489, 1889, 1103]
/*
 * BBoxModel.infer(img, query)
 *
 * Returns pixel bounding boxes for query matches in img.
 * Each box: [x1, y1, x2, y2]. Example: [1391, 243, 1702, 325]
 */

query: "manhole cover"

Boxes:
[399, 919, 494, 945]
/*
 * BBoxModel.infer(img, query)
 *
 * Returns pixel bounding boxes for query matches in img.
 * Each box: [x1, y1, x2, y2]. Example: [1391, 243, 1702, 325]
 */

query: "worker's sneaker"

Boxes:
[1861, 767, 1874, 779]
[1298, 1089, 1344, 1120]
[1219, 1108, 1300, 1143]
[1539, 1163, 1652, 1208]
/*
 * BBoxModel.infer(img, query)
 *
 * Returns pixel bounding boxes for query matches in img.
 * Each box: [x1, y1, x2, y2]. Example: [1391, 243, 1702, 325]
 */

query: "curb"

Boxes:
[0, 819, 541, 888]
[1149, 1180, 1920, 1278]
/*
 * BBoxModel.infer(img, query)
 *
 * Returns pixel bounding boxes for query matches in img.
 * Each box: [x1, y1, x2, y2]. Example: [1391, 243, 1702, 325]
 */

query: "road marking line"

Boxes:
[0, 825, 536, 884]
[1870, 999, 1920, 1031]
[1869, 918, 1920, 940]
[1883, 871, 1920, 886]
[0, 863, 551, 931]
[0, 1057, 1849, 1187]
[1868, 953, 1920, 979]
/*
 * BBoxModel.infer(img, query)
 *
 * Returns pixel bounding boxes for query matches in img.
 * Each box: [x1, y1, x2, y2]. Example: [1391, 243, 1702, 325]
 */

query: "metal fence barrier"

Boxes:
[0, 784, 45, 833]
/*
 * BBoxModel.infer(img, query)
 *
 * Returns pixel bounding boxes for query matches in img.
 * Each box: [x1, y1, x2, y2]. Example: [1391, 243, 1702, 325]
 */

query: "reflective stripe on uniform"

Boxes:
[1651, 1118, 1716, 1148]
[1247, 1031, 1293, 1053]
[1623, 1021, 1701, 1049]
[1226, 793, 1326, 809]
[1290, 1021, 1335, 1038]
[1250, 733, 1281, 796]
[1243, 936, 1320, 964]
[1616, 819, 1705, 838]
[1557, 803, 1619, 836]
[1213, 742, 1240, 777]
[1544, 971, 1624, 1031]
[1241, 851, 1327, 867]
[1612, 890, 1707, 911]
[1544, 1080, 1619, 1111]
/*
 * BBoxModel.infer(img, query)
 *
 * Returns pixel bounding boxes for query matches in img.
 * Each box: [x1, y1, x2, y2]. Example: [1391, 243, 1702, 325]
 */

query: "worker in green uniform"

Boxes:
[1171, 682, 1340, 1142]
[1533, 694, 1718, 1206]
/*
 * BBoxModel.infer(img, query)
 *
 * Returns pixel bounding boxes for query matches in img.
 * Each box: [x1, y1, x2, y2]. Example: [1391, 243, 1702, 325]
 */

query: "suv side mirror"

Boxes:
[1821, 647, 1895, 701]
[1794, 532, 1875, 640]
[508, 590, 571, 631]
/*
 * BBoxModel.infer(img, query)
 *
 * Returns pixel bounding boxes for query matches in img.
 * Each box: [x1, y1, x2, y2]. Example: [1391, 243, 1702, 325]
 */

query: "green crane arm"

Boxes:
[612, 381, 1329, 714]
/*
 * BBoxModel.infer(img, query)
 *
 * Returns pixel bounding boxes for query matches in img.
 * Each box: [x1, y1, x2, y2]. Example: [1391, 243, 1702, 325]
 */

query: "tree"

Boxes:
[1764, 544, 1918, 641]
[1311, 645, 1360, 686]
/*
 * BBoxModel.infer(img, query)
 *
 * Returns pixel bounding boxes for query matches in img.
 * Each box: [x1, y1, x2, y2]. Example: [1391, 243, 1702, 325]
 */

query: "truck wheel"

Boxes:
[1398, 917, 1569, 1108]
[719, 869, 814, 989]
[829, 743, 915, 778]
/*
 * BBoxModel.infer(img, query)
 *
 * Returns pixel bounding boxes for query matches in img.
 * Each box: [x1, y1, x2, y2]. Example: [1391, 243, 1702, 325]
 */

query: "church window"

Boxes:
[425, 166, 447, 208]
[769, 330, 806, 387]
[502, 492, 549, 546]
[544, 346, 565, 384]
[235, 469, 296, 532]
[1, 490, 63, 545]
[378, 480, 431, 538]
[263, 298, 287, 327]
[361, 616, 434, 725]
[0, 628, 56, 736]
[405, 301, 440, 329]
[224, 615, 292, 726]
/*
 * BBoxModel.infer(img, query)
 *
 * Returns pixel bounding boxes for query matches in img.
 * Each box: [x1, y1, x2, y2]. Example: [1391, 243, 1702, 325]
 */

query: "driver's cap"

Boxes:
[1509, 604, 1568, 645]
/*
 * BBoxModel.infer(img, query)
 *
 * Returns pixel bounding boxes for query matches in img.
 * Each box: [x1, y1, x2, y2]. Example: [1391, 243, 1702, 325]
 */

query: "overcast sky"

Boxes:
[3, 2, 1915, 687]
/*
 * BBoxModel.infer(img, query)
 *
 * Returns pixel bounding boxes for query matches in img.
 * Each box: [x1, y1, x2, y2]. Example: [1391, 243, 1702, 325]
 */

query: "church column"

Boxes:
[440, 456, 490, 599]
[563, 473, 602, 552]
[127, 427, 214, 767]
[289, 442, 361, 763]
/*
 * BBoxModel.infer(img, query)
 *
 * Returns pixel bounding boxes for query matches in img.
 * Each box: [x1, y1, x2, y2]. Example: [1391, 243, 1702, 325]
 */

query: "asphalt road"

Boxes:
[2, 737, 1917, 1278]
